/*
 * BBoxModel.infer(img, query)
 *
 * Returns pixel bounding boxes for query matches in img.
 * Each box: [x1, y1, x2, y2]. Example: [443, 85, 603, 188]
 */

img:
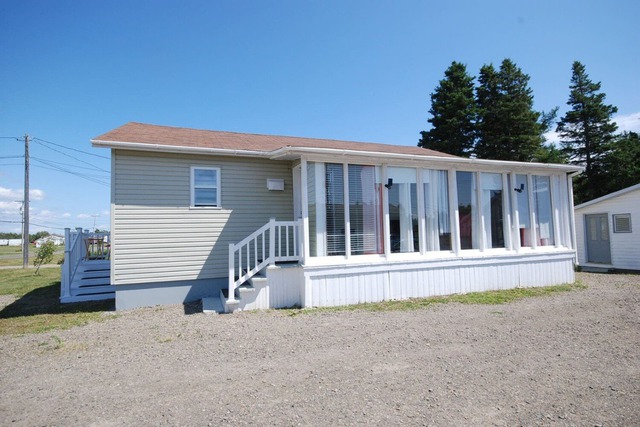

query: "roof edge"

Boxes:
[93, 138, 584, 173]
[91, 139, 271, 158]
[575, 182, 640, 210]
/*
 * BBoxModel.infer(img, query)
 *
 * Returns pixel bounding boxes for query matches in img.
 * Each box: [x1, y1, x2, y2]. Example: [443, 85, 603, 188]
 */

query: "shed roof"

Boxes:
[574, 183, 640, 210]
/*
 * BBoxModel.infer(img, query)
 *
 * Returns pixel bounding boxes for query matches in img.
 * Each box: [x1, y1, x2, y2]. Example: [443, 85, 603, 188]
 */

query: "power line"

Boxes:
[31, 156, 110, 174]
[33, 139, 109, 172]
[0, 155, 24, 159]
[33, 137, 110, 159]
[0, 220, 66, 231]
[31, 160, 109, 186]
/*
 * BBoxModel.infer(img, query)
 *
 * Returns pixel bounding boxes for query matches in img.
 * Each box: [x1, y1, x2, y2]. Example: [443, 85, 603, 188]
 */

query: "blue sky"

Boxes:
[1, 0, 639, 234]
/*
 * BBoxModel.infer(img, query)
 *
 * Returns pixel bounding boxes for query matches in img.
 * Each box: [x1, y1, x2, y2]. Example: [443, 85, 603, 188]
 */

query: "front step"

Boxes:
[218, 273, 268, 313]
[202, 296, 224, 314]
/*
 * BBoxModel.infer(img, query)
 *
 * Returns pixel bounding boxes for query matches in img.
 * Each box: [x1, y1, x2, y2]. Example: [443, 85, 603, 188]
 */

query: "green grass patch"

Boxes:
[0, 248, 64, 267]
[284, 282, 586, 316]
[0, 267, 115, 336]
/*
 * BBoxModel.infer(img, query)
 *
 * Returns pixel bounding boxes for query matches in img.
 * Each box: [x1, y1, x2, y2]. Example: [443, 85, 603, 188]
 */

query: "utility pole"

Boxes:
[92, 214, 99, 232]
[22, 134, 30, 269]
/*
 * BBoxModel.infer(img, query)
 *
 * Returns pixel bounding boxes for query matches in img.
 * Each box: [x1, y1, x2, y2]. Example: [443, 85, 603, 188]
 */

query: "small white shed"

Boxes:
[574, 183, 640, 271]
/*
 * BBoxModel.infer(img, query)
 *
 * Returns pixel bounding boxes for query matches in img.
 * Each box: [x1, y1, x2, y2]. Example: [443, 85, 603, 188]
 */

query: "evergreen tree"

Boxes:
[602, 131, 640, 193]
[556, 61, 618, 203]
[418, 61, 476, 157]
[475, 59, 543, 161]
[534, 142, 568, 164]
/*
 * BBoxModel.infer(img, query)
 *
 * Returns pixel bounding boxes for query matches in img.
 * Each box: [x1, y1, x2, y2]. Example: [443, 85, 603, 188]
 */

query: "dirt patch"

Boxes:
[1, 272, 638, 426]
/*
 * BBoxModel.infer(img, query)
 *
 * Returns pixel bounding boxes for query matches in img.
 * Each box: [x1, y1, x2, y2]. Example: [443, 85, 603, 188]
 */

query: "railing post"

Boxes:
[61, 228, 71, 299]
[76, 227, 83, 260]
[269, 218, 276, 264]
[228, 243, 237, 302]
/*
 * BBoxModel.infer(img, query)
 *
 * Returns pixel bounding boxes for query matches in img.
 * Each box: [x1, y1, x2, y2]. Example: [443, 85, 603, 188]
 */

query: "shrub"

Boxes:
[34, 241, 55, 274]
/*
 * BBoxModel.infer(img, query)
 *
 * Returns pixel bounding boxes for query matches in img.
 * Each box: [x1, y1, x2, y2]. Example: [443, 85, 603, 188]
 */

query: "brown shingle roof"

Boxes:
[92, 122, 458, 159]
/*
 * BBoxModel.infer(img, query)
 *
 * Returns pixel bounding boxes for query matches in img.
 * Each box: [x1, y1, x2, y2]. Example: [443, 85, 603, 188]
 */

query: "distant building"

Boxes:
[0, 239, 22, 246]
[34, 234, 65, 248]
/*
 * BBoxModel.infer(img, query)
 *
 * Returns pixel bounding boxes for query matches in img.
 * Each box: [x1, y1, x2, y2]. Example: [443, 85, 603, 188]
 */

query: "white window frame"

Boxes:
[612, 213, 632, 233]
[191, 166, 221, 208]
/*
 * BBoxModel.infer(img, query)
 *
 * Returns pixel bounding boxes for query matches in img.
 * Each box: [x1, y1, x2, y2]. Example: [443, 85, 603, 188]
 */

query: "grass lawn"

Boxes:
[0, 267, 115, 336]
[0, 245, 64, 267]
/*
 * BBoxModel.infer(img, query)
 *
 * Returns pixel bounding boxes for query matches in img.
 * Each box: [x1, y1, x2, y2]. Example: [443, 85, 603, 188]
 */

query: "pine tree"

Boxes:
[418, 61, 476, 157]
[556, 61, 618, 203]
[475, 59, 543, 161]
[602, 131, 640, 194]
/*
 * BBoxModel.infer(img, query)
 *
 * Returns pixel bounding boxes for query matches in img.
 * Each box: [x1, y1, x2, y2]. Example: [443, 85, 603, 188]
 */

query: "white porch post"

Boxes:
[300, 158, 309, 264]
[501, 173, 513, 251]
[510, 172, 521, 253]
[527, 175, 538, 249]
[417, 168, 426, 255]
[477, 171, 486, 252]
[228, 243, 237, 302]
[551, 175, 562, 248]
[450, 169, 461, 256]
[343, 163, 351, 259]
[382, 164, 391, 258]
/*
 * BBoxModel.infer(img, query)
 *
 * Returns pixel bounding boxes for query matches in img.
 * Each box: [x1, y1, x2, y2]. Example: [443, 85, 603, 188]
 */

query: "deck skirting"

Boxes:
[299, 251, 575, 308]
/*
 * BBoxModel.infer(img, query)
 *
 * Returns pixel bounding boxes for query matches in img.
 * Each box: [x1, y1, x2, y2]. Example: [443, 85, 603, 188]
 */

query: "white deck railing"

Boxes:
[61, 228, 110, 300]
[228, 218, 302, 303]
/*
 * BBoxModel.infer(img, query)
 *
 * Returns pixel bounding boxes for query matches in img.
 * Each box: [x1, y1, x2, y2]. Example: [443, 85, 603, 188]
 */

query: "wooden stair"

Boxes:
[60, 259, 114, 303]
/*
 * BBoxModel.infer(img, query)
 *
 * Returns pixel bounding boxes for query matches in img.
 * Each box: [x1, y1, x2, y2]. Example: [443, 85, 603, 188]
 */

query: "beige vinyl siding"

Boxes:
[112, 150, 294, 285]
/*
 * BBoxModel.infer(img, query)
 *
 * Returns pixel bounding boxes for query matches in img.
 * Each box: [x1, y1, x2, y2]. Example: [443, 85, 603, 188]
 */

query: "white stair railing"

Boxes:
[61, 228, 111, 301]
[228, 218, 302, 303]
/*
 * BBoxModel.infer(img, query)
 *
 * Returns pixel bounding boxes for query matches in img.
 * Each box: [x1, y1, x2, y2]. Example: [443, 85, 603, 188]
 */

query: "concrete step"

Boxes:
[202, 296, 224, 314]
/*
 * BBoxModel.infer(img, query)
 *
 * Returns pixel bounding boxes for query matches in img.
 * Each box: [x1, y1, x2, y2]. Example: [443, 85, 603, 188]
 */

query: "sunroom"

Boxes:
[226, 150, 580, 311]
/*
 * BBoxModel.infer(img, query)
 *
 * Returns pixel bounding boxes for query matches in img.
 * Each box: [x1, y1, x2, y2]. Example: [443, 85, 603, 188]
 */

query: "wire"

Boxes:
[0, 220, 81, 231]
[33, 139, 110, 172]
[0, 155, 24, 159]
[31, 156, 110, 174]
[0, 136, 21, 140]
[33, 137, 110, 159]
[31, 161, 109, 187]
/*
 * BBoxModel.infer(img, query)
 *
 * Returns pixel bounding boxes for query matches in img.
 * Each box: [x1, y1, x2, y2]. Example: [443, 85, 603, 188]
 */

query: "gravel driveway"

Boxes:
[1, 272, 638, 426]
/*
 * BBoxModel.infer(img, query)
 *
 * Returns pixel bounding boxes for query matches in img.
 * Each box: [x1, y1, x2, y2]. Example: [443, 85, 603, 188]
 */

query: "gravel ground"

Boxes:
[1, 272, 638, 426]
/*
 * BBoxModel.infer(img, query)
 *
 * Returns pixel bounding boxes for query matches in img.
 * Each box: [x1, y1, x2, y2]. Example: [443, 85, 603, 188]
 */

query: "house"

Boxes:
[35, 234, 65, 248]
[574, 183, 640, 272]
[89, 122, 582, 311]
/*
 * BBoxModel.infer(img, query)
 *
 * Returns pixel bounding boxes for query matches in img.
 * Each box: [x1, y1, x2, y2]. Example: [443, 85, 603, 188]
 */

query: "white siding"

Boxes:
[575, 188, 640, 270]
[112, 150, 294, 285]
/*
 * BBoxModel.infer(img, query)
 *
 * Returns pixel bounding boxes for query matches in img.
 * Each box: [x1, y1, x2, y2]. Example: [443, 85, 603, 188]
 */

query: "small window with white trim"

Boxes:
[613, 213, 632, 233]
[191, 167, 220, 207]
